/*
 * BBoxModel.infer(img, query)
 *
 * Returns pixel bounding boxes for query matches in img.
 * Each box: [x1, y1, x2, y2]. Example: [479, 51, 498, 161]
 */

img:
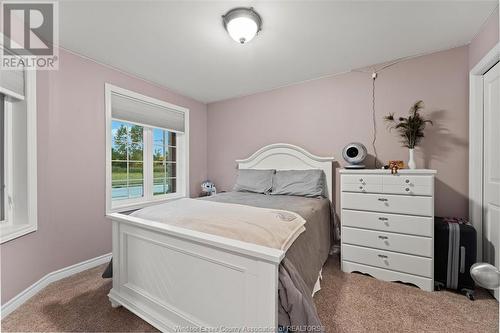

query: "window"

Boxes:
[153, 128, 177, 196]
[0, 65, 38, 244]
[111, 121, 144, 200]
[105, 84, 189, 213]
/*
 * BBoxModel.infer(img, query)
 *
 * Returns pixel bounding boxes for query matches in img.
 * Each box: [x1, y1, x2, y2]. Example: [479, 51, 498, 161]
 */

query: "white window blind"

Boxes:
[0, 67, 24, 99]
[0, 46, 25, 99]
[111, 93, 185, 132]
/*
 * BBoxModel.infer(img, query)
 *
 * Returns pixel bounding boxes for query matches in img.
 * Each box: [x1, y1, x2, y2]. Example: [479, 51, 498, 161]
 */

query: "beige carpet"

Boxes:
[2, 256, 498, 332]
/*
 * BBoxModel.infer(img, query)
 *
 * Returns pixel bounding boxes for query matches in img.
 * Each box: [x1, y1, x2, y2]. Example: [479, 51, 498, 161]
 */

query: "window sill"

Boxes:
[0, 223, 37, 244]
[108, 193, 186, 214]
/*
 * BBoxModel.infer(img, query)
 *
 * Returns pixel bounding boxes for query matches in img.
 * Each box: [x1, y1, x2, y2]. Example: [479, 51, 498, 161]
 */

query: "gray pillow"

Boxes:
[233, 169, 275, 194]
[271, 169, 327, 198]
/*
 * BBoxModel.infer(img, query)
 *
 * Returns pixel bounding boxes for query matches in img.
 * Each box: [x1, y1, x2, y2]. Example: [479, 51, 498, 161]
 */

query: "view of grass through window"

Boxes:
[111, 120, 177, 201]
[153, 128, 177, 195]
[111, 121, 144, 200]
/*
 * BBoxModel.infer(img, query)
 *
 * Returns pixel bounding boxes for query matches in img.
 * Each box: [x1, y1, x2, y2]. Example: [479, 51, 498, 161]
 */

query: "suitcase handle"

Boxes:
[460, 246, 465, 274]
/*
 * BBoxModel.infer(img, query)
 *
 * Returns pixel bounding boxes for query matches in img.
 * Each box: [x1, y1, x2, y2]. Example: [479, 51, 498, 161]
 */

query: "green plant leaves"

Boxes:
[384, 100, 433, 149]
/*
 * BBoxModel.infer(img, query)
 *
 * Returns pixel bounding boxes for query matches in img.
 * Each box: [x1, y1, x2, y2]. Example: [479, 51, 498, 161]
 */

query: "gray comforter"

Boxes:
[202, 192, 331, 329]
[106, 192, 332, 329]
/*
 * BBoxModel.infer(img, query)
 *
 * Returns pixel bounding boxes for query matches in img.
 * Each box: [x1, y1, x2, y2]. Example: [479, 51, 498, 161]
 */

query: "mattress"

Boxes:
[201, 191, 332, 293]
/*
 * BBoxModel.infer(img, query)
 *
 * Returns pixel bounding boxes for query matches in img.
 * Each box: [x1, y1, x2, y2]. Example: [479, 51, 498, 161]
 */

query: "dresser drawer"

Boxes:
[341, 192, 433, 216]
[342, 261, 433, 291]
[382, 175, 433, 187]
[383, 184, 432, 196]
[342, 175, 382, 185]
[342, 227, 432, 257]
[341, 183, 383, 194]
[342, 244, 432, 277]
[342, 210, 433, 237]
[382, 175, 432, 196]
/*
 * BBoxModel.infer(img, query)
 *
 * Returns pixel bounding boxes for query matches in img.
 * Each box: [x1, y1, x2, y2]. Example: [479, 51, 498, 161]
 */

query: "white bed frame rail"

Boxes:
[107, 143, 334, 332]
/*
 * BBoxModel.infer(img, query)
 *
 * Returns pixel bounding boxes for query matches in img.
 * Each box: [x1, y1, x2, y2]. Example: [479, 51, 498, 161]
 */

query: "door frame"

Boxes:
[469, 42, 500, 262]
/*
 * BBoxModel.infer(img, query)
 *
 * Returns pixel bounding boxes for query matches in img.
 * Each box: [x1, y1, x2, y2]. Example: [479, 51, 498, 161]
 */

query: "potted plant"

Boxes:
[384, 100, 433, 169]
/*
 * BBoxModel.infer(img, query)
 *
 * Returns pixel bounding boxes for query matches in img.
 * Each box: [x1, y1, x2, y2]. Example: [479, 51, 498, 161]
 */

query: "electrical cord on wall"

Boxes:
[352, 55, 415, 169]
[371, 72, 378, 168]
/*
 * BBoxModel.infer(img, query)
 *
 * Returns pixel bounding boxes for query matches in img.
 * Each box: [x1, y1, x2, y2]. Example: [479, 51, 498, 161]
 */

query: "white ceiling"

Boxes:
[58, 1, 498, 103]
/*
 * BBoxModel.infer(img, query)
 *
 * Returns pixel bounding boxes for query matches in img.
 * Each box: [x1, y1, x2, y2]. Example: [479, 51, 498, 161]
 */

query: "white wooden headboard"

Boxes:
[236, 143, 335, 201]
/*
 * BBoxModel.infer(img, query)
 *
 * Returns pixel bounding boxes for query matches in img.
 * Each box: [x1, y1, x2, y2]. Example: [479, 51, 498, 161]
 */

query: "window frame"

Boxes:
[0, 68, 38, 244]
[105, 83, 189, 214]
[2, 97, 12, 224]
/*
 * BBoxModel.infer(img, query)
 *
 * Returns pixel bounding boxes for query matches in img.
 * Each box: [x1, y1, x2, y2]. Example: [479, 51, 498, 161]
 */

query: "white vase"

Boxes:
[408, 148, 416, 169]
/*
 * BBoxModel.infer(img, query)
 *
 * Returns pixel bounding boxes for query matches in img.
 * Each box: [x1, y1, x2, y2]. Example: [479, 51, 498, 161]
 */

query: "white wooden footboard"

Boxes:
[107, 213, 284, 332]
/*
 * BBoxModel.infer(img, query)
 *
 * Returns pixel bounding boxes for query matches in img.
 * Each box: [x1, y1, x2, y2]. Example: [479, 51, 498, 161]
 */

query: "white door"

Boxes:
[483, 61, 500, 300]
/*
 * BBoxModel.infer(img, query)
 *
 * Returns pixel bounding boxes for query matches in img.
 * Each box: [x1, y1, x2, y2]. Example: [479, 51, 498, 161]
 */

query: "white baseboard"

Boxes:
[1, 252, 112, 319]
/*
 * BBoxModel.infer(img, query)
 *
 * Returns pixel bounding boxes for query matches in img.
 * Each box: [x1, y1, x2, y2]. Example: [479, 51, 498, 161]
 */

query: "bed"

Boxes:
[106, 143, 335, 331]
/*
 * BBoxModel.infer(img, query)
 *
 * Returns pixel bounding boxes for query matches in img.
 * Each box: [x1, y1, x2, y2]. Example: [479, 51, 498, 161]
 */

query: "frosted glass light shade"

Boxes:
[223, 7, 262, 44]
[227, 17, 258, 44]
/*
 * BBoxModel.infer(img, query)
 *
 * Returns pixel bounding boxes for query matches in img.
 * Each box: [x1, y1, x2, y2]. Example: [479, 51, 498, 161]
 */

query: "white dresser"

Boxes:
[340, 169, 436, 291]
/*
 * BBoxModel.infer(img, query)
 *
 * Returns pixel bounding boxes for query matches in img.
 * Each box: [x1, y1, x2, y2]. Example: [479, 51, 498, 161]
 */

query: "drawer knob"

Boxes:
[378, 235, 388, 240]
[378, 198, 388, 202]
[405, 187, 410, 192]
[359, 178, 364, 182]
[378, 217, 388, 221]
[359, 186, 363, 190]
[405, 179, 410, 184]
[378, 254, 388, 259]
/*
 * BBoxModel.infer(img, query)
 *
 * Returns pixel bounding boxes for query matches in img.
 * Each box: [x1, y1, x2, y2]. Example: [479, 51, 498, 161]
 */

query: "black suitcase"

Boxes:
[434, 217, 477, 299]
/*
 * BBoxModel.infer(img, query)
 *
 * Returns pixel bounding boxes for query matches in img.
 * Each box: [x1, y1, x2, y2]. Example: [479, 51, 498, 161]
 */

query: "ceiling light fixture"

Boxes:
[222, 7, 262, 44]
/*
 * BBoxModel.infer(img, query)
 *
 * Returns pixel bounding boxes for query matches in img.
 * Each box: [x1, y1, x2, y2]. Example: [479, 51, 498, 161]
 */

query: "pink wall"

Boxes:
[2, 13, 496, 305]
[207, 46, 470, 220]
[0, 49, 207, 304]
[469, 7, 499, 70]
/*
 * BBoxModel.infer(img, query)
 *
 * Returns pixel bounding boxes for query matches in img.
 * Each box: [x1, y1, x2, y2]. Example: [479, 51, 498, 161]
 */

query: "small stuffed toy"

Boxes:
[201, 180, 217, 196]
[388, 160, 404, 174]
